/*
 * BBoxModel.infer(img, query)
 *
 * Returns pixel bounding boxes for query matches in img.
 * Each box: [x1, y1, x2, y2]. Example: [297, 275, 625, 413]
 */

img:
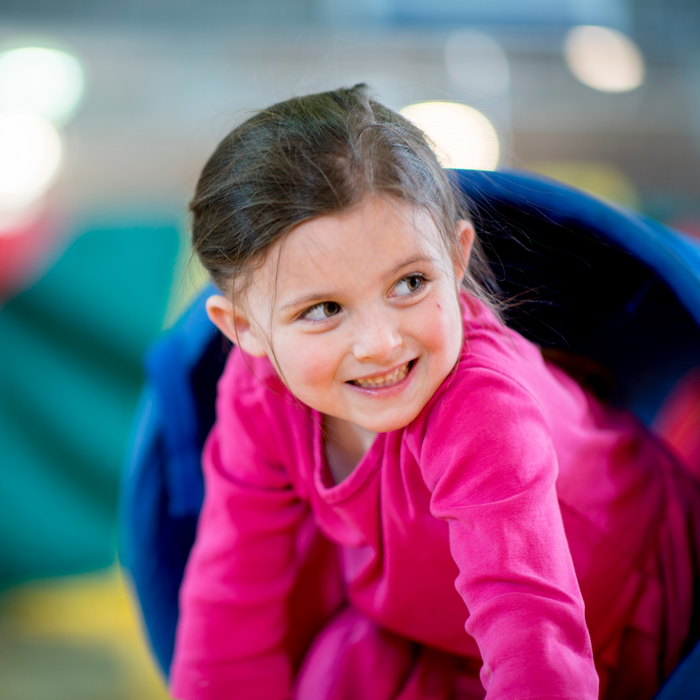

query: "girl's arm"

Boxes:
[170, 365, 307, 700]
[422, 367, 599, 700]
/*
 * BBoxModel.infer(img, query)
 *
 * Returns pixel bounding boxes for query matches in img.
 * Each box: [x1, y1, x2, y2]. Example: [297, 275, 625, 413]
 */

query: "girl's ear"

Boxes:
[453, 219, 476, 280]
[205, 295, 268, 357]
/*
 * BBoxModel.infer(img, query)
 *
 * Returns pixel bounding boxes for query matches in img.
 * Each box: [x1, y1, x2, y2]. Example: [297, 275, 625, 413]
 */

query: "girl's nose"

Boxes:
[352, 309, 403, 361]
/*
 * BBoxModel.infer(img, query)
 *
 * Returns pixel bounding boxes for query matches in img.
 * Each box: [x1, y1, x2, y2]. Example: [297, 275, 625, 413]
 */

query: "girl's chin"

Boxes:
[351, 403, 423, 434]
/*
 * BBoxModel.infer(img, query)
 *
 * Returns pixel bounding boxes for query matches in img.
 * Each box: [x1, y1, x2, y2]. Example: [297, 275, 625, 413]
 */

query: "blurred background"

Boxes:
[1, 1, 700, 698]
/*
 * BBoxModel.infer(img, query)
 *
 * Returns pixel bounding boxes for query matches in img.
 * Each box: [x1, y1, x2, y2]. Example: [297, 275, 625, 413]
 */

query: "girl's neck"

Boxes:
[322, 414, 377, 485]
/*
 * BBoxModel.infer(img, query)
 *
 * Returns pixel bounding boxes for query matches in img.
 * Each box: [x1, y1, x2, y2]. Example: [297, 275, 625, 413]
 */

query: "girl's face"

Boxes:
[209, 195, 473, 434]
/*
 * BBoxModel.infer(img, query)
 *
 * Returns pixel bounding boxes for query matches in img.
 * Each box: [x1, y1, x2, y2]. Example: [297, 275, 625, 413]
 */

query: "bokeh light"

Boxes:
[564, 25, 645, 93]
[0, 47, 85, 125]
[0, 113, 62, 216]
[400, 101, 500, 170]
[445, 30, 510, 96]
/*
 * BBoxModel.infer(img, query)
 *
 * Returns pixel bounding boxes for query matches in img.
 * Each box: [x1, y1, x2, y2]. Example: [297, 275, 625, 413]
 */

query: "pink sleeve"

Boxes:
[170, 372, 306, 700]
[421, 368, 599, 700]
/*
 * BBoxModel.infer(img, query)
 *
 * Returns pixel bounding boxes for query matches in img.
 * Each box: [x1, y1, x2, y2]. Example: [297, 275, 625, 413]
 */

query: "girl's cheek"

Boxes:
[421, 298, 460, 342]
[424, 314, 450, 345]
[284, 338, 339, 389]
[420, 296, 463, 361]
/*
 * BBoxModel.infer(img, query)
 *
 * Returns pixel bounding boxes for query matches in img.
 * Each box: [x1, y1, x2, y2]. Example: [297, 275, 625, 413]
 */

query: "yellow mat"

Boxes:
[0, 565, 170, 700]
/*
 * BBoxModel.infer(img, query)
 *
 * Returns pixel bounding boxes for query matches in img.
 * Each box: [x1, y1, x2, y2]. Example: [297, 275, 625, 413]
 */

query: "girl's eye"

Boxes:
[301, 301, 341, 321]
[394, 275, 425, 296]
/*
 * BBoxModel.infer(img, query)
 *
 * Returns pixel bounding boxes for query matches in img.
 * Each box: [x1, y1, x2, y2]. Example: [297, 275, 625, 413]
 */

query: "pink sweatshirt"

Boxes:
[171, 296, 699, 700]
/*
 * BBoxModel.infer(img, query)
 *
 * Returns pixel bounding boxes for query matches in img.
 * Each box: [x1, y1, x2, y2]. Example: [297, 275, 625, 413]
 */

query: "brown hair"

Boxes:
[190, 83, 498, 310]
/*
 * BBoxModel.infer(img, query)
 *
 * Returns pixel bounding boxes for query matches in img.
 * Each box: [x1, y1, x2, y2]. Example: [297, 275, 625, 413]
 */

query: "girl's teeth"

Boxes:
[352, 362, 410, 388]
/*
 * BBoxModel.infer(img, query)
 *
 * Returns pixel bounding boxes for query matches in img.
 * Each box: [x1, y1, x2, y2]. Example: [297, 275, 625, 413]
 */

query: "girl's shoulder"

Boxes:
[219, 344, 286, 395]
[407, 299, 564, 492]
[216, 345, 301, 429]
[409, 293, 574, 446]
[211, 346, 314, 488]
[454, 292, 546, 388]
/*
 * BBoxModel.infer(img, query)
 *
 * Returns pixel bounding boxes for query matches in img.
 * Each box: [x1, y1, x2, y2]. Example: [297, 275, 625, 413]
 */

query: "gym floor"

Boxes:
[0, 567, 170, 700]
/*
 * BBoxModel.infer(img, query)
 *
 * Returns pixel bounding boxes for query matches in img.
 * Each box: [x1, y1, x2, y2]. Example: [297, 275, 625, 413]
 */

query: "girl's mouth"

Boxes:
[349, 360, 415, 389]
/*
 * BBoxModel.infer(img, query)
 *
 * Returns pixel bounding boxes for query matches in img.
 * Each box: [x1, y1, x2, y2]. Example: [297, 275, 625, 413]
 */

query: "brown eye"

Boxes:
[395, 275, 425, 296]
[302, 301, 341, 321]
[406, 276, 422, 291]
[323, 302, 340, 316]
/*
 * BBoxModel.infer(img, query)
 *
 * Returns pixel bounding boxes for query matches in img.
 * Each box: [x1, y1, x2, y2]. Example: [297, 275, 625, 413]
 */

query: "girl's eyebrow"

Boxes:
[390, 255, 439, 275]
[280, 255, 439, 311]
[280, 292, 333, 311]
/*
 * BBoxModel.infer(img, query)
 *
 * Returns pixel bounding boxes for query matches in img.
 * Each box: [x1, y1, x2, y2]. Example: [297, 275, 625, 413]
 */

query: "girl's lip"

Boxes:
[350, 359, 415, 383]
[346, 359, 417, 394]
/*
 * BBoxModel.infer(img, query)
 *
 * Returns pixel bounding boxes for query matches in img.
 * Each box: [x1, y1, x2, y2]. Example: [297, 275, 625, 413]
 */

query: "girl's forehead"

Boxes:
[246, 195, 453, 314]
[283, 196, 445, 265]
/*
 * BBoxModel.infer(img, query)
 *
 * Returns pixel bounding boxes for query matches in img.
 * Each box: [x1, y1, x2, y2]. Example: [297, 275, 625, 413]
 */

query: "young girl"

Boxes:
[170, 85, 700, 700]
